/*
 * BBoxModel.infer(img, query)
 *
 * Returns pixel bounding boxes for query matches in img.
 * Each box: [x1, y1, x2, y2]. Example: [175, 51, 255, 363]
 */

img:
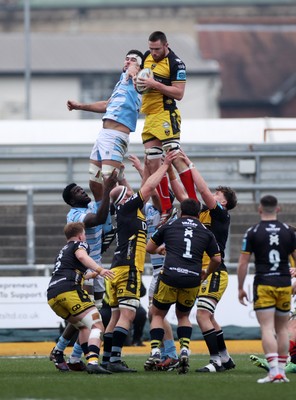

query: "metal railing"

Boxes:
[0, 146, 296, 271]
[0, 185, 65, 265]
[0, 182, 295, 269]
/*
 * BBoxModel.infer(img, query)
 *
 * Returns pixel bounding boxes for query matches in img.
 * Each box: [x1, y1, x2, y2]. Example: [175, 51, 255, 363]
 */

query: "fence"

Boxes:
[0, 144, 296, 274]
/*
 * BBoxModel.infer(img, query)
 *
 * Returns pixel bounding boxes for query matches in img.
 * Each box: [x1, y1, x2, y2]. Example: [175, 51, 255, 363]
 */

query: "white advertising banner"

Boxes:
[141, 274, 259, 328]
[0, 277, 63, 329]
[0, 275, 259, 329]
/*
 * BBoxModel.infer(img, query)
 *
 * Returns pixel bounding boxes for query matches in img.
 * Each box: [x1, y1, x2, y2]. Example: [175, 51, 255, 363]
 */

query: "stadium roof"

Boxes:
[197, 18, 296, 104]
[8, 1, 296, 9]
[0, 32, 219, 75]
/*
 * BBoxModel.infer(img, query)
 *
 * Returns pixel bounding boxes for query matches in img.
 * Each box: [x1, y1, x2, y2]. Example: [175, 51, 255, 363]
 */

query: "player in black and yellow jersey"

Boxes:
[195, 185, 237, 372]
[47, 222, 114, 374]
[137, 31, 198, 225]
[144, 198, 221, 374]
[238, 195, 296, 383]
[168, 151, 238, 372]
[102, 150, 178, 373]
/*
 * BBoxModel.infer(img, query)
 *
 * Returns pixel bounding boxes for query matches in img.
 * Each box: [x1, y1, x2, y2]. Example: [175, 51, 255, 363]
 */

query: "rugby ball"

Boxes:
[135, 68, 154, 94]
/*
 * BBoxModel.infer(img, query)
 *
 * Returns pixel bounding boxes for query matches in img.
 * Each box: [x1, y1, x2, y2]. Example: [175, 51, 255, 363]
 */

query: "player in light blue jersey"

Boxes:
[49, 172, 117, 373]
[62, 174, 117, 308]
[67, 50, 143, 298]
[67, 202, 103, 276]
[67, 49, 144, 197]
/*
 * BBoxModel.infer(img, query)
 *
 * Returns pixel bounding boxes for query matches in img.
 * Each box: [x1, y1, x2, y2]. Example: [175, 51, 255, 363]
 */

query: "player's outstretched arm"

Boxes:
[67, 99, 108, 113]
[140, 151, 178, 203]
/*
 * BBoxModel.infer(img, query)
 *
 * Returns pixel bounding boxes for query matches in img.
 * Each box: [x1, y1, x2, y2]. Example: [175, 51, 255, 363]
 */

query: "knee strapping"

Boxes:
[89, 163, 103, 184]
[162, 140, 180, 153]
[89, 327, 102, 340]
[196, 297, 217, 314]
[118, 298, 140, 311]
[101, 164, 120, 178]
[144, 146, 163, 160]
[77, 309, 102, 330]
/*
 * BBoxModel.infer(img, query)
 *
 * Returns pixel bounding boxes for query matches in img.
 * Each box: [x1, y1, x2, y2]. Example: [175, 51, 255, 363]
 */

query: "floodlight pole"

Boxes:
[24, 0, 31, 120]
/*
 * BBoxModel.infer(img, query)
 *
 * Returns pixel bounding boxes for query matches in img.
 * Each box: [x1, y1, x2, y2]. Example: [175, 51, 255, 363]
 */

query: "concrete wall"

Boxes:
[0, 75, 220, 120]
[0, 76, 79, 120]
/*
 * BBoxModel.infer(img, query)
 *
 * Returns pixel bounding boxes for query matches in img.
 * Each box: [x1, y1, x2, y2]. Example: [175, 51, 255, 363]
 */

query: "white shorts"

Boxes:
[90, 128, 129, 163]
[148, 266, 162, 298]
[94, 275, 105, 293]
[83, 273, 105, 293]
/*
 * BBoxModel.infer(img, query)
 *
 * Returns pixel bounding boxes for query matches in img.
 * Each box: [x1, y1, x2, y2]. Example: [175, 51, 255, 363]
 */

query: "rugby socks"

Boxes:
[109, 327, 129, 363]
[216, 329, 230, 363]
[80, 342, 89, 356]
[177, 326, 192, 351]
[266, 353, 279, 376]
[278, 355, 289, 376]
[202, 328, 221, 365]
[156, 175, 172, 212]
[132, 307, 147, 344]
[102, 332, 113, 366]
[179, 168, 198, 201]
[163, 339, 178, 359]
[69, 341, 83, 361]
[86, 344, 100, 365]
[150, 328, 165, 354]
[55, 336, 70, 352]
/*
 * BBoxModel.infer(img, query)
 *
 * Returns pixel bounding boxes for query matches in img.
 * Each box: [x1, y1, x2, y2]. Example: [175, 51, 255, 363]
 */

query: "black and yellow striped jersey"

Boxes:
[141, 48, 186, 115]
[199, 203, 230, 270]
[111, 191, 147, 273]
[241, 220, 296, 287]
[47, 240, 90, 298]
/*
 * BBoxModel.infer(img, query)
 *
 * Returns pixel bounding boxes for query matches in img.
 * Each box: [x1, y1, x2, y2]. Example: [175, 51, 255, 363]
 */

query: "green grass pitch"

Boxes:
[0, 354, 294, 400]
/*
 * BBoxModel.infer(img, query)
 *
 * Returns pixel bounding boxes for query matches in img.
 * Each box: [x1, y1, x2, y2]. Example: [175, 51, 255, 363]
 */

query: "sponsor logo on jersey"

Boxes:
[72, 304, 81, 312]
[176, 70, 186, 80]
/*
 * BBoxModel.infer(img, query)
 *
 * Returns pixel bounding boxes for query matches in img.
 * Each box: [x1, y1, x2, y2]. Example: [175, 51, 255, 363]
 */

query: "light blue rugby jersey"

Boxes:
[103, 71, 142, 132]
[143, 203, 165, 268]
[67, 201, 103, 264]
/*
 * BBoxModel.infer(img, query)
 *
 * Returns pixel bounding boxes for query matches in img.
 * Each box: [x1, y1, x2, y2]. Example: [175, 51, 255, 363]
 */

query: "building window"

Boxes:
[80, 73, 118, 119]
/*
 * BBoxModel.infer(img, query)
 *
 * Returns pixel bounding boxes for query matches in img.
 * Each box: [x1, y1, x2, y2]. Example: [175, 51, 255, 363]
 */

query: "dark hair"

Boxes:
[62, 183, 76, 205]
[180, 198, 200, 217]
[148, 31, 167, 44]
[260, 195, 278, 213]
[126, 49, 144, 68]
[64, 222, 85, 239]
[215, 186, 237, 210]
